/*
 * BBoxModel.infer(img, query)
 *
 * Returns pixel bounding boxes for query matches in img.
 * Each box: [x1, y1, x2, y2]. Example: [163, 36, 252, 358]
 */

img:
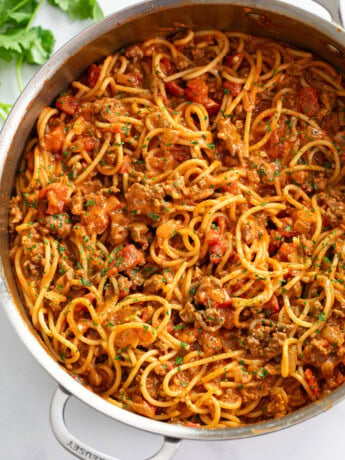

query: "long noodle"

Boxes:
[9, 29, 345, 428]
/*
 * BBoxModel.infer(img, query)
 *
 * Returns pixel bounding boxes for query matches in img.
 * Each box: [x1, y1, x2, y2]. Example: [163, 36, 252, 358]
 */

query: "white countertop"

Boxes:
[1, 1, 345, 459]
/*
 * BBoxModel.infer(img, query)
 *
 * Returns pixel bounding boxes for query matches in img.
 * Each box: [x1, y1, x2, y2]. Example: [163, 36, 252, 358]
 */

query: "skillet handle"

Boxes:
[313, 0, 344, 27]
[50, 386, 181, 460]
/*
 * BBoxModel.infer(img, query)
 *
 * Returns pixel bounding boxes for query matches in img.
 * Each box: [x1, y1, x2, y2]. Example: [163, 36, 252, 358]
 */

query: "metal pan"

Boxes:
[0, 1, 344, 458]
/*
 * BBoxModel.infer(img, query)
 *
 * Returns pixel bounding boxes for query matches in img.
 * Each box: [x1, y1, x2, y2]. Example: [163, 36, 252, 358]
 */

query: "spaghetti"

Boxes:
[9, 29, 345, 427]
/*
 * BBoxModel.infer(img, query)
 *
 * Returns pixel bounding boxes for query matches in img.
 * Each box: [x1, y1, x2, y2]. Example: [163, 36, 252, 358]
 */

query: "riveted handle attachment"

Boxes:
[50, 386, 181, 460]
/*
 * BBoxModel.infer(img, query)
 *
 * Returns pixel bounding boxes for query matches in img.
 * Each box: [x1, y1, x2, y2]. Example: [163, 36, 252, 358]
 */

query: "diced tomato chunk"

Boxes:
[223, 80, 242, 97]
[221, 310, 234, 329]
[203, 97, 220, 116]
[265, 122, 288, 160]
[56, 94, 80, 116]
[185, 77, 208, 104]
[269, 220, 296, 254]
[205, 230, 220, 245]
[166, 321, 174, 334]
[105, 196, 121, 214]
[118, 289, 127, 300]
[304, 368, 320, 397]
[266, 129, 282, 159]
[224, 53, 243, 66]
[216, 299, 233, 309]
[299, 87, 320, 117]
[84, 205, 108, 234]
[168, 144, 190, 163]
[229, 279, 246, 293]
[174, 325, 199, 344]
[276, 242, 298, 262]
[264, 295, 280, 316]
[43, 125, 65, 155]
[205, 230, 228, 264]
[322, 215, 332, 230]
[184, 78, 219, 114]
[82, 196, 120, 234]
[108, 244, 144, 275]
[87, 64, 100, 88]
[165, 81, 185, 97]
[39, 182, 73, 215]
[222, 182, 240, 194]
[269, 230, 283, 256]
[210, 241, 228, 264]
[83, 136, 96, 151]
[119, 155, 131, 174]
[161, 58, 175, 75]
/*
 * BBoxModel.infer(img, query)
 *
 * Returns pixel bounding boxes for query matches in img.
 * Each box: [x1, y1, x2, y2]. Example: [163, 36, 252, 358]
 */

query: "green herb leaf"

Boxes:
[24, 26, 55, 65]
[316, 311, 327, 322]
[175, 355, 183, 366]
[0, 0, 102, 121]
[0, 0, 38, 28]
[149, 211, 160, 221]
[0, 26, 37, 61]
[257, 368, 268, 379]
[48, 0, 103, 20]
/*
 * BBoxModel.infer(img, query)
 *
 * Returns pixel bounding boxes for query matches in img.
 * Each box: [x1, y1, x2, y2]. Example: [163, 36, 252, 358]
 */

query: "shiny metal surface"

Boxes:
[1, 0, 345, 453]
[50, 386, 181, 460]
[314, 0, 343, 26]
[314, 0, 344, 25]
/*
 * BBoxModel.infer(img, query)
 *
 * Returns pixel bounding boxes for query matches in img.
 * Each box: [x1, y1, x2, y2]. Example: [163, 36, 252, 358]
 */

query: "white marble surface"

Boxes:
[1, 1, 345, 459]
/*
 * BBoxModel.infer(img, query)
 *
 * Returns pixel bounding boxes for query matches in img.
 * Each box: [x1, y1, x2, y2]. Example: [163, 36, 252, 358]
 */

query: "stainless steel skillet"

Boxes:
[0, 1, 344, 458]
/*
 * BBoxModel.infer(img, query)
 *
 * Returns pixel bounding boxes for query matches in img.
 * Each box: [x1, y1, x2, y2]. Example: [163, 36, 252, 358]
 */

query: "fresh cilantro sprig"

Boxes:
[0, 0, 103, 120]
[47, 0, 103, 21]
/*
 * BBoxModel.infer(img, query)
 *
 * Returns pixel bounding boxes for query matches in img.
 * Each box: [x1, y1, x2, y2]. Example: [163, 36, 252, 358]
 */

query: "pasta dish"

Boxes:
[9, 29, 345, 427]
